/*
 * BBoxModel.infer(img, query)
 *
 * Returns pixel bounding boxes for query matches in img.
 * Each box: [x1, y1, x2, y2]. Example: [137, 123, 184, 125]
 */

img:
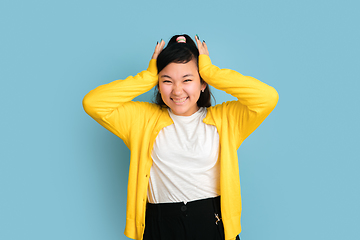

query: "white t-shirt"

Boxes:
[148, 107, 220, 204]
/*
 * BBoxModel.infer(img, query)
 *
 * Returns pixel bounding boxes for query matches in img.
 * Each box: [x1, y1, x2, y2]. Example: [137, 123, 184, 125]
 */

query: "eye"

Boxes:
[184, 79, 192, 82]
[162, 80, 172, 83]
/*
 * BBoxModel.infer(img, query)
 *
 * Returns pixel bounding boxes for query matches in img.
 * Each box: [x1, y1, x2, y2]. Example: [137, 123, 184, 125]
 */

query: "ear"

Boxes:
[157, 83, 161, 94]
[201, 82, 207, 92]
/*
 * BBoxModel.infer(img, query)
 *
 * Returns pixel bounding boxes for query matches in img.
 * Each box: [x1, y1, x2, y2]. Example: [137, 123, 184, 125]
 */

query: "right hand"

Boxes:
[152, 40, 165, 60]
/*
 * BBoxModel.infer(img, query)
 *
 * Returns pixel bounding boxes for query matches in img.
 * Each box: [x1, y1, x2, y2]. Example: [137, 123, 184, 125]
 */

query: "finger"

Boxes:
[196, 38, 208, 56]
[195, 35, 201, 48]
[152, 39, 166, 59]
[159, 39, 166, 50]
[202, 41, 208, 51]
[154, 41, 160, 53]
[156, 39, 165, 52]
[152, 41, 160, 59]
[196, 36, 207, 50]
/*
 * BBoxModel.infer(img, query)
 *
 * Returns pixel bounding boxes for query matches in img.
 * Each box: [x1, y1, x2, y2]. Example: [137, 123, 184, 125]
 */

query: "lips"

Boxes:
[171, 97, 188, 104]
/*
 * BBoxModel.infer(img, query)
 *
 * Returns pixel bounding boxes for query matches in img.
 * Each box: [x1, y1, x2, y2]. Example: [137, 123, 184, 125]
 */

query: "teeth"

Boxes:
[172, 97, 187, 103]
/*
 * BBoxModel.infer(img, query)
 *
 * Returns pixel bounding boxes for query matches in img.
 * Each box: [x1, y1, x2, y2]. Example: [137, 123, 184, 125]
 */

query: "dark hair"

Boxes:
[154, 34, 212, 108]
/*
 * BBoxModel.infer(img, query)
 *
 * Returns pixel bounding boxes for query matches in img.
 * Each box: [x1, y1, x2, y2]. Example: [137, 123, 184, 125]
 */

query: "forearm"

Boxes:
[83, 59, 158, 120]
[199, 55, 278, 113]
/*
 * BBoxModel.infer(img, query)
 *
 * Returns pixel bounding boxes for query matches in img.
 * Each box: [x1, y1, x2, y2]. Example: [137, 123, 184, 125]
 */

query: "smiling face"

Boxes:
[158, 59, 206, 116]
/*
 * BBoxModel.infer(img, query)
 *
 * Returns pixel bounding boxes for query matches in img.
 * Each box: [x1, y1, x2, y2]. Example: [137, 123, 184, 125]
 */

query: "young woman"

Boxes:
[83, 34, 278, 240]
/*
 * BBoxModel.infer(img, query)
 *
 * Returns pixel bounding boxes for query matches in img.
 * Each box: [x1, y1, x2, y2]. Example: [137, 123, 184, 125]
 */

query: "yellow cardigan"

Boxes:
[83, 55, 278, 240]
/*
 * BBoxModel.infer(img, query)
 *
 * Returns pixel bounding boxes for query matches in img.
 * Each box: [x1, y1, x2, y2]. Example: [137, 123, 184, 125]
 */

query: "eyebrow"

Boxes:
[160, 74, 194, 79]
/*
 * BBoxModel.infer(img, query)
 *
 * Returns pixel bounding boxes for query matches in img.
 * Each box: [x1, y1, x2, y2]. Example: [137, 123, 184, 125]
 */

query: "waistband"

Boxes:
[146, 196, 221, 217]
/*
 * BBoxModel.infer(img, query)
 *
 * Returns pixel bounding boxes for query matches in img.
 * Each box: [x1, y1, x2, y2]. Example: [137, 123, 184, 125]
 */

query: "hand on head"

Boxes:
[195, 35, 209, 56]
[152, 35, 209, 60]
[152, 40, 166, 60]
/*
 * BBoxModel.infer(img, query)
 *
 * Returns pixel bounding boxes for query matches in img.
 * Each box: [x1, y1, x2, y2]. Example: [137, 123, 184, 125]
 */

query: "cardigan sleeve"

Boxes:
[199, 55, 278, 146]
[82, 59, 159, 146]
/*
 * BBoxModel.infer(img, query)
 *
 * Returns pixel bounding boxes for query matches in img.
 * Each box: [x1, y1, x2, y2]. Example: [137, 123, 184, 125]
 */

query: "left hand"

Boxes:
[195, 35, 209, 56]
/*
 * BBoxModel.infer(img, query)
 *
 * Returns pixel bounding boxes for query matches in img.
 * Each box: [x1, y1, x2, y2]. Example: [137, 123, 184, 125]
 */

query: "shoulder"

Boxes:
[115, 101, 168, 124]
[205, 100, 245, 125]
[207, 100, 242, 114]
[123, 101, 164, 112]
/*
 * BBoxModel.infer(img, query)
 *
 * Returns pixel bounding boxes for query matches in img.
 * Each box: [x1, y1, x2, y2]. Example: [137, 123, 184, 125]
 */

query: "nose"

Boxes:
[172, 83, 183, 95]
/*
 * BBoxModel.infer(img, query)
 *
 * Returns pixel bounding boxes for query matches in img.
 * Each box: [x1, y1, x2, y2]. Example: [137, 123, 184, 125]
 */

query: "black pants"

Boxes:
[143, 196, 240, 240]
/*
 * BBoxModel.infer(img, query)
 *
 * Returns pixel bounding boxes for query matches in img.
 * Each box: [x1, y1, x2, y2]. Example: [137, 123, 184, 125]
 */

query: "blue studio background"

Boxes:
[1, 0, 359, 239]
